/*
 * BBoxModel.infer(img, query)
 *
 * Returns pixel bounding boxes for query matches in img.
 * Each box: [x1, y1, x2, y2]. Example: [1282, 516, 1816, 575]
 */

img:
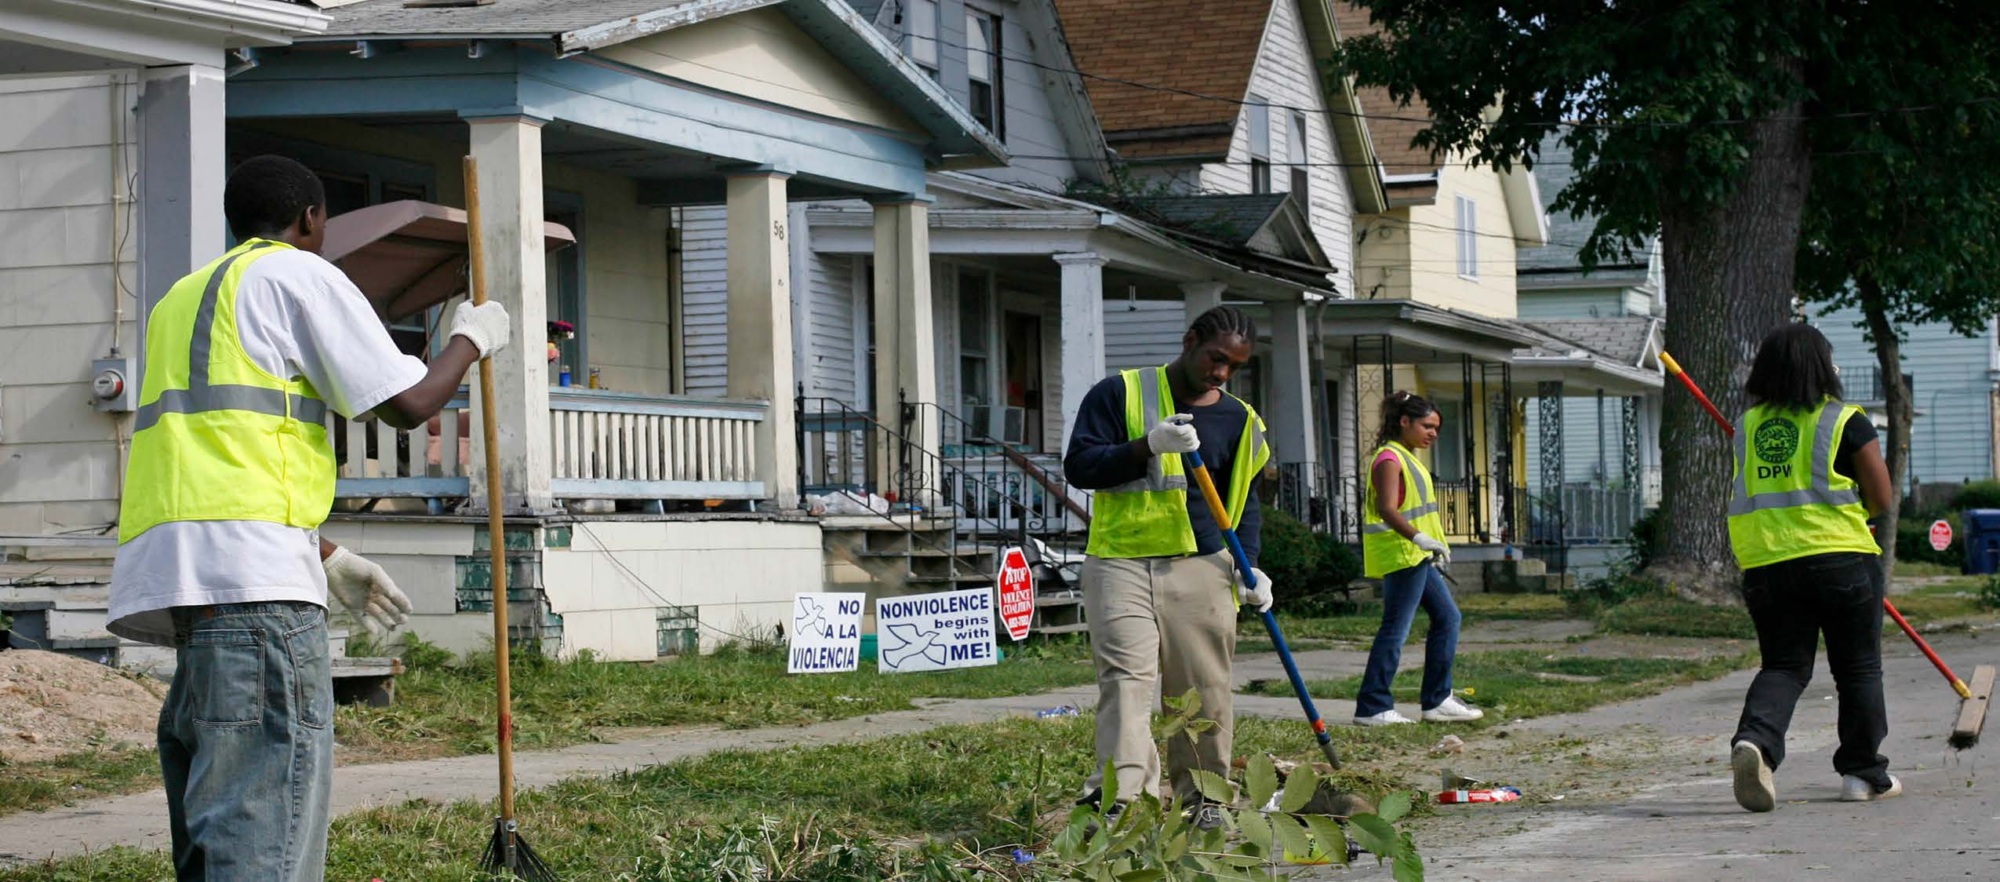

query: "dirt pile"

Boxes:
[0, 650, 166, 762]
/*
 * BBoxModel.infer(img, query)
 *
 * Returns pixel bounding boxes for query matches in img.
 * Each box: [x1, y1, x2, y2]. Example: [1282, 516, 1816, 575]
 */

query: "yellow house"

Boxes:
[1304, 3, 1660, 578]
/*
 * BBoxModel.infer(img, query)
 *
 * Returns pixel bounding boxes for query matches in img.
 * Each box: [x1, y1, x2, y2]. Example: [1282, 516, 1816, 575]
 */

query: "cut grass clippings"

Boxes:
[0, 639, 1096, 819]
[1243, 647, 1757, 726]
[0, 714, 1409, 882]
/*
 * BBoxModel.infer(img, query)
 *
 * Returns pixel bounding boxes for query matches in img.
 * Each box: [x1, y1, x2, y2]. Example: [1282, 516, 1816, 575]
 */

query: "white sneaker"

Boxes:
[1841, 774, 1902, 802]
[1353, 709, 1416, 726]
[1732, 741, 1776, 813]
[1422, 696, 1485, 722]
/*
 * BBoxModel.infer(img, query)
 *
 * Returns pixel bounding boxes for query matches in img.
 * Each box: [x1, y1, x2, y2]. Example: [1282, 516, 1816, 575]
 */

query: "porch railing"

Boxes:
[916, 402, 1090, 543]
[326, 388, 769, 503]
[328, 397, 472, 500]
[548, 389, 767, 499]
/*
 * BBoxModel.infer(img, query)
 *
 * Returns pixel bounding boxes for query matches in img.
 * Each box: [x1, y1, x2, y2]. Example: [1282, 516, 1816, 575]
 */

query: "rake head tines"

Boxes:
[481, 818, 558, 882]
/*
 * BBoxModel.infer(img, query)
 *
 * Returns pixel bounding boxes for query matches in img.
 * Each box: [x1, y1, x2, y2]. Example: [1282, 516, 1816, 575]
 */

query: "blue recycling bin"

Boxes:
[1960, 509, 2000, 574]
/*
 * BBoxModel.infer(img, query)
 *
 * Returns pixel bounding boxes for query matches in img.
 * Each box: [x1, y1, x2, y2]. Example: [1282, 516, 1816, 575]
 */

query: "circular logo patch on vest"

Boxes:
[1753, 418, 1801, 465]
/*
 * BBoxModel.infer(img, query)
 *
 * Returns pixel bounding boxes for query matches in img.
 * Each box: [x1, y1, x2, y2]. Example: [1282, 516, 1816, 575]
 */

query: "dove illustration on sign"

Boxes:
[794, 595, 830, 638]
[881, 623, 947, 670]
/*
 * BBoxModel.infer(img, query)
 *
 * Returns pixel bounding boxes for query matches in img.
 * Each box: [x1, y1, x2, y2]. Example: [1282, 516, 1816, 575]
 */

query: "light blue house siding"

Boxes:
[1813, 306, 1997, 485]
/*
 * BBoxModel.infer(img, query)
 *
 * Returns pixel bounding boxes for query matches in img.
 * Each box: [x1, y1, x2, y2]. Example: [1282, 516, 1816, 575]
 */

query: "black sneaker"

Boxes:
[1186, 801, 1227, 832]
[1076, 789, 1127, 833]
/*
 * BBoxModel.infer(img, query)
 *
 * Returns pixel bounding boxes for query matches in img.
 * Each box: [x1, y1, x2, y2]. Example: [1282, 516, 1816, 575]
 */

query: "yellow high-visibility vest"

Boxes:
[1084, 366, 1271, 559]
[119, 239, 337, 543]
[1361, 441, 1446, 578]
[1727, 399, 1879, 569]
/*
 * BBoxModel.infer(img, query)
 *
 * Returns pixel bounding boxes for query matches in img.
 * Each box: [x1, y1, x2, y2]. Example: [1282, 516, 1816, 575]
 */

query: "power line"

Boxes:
[908, 26, 2000, 134]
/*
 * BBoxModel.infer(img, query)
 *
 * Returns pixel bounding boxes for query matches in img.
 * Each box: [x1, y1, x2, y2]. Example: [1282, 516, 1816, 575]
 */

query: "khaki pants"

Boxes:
[1082, 550, 1237, 804]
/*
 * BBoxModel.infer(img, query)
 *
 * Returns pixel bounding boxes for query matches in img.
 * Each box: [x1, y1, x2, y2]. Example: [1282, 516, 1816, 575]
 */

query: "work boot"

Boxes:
[1840, 774, 1902, 802]
[1732, 741, 1776, 812]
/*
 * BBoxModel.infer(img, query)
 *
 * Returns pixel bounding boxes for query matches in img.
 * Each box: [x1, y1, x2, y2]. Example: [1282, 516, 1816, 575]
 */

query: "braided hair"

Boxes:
[1187, 305, 1256, 346]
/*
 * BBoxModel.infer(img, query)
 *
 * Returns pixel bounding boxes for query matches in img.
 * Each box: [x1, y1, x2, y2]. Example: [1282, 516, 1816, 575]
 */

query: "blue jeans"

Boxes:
[160, 602, 334, 882]
[1355, 562, 1462, 716]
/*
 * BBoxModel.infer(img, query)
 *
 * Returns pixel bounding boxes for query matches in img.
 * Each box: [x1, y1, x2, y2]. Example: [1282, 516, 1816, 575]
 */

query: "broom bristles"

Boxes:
[1949, 730, 1981, 750]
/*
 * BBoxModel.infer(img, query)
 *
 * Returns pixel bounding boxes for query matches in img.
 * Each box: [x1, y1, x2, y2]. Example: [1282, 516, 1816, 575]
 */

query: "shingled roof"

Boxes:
[1331, 3, 1442, 197]
[1054, 0, 1270, 161]
[1524, 317, 1662, 368]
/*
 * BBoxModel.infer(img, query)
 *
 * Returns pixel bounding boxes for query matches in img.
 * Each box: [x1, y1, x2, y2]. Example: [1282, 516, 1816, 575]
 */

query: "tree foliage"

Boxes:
[1336, 0, 2000, 596]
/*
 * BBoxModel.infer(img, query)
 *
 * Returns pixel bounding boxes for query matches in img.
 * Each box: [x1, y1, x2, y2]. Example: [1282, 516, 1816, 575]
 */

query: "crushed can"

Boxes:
[1437, 786, 1522, 805]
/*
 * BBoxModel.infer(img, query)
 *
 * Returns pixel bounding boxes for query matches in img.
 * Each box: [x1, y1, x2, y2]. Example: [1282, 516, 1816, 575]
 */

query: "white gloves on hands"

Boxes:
[1413, 532, 1451, 566]
[1146, 413, 1200, 455]
[449, 300, 511, 357]
[1234, 566, 1275, 613]
[323, 546, 413, 638]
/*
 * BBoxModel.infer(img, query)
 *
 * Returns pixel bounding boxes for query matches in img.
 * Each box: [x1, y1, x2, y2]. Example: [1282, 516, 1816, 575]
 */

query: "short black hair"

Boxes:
[1187, 305, 1256, 346]
[224, 155, 325, 239]
[1744, 322, 1844, 411]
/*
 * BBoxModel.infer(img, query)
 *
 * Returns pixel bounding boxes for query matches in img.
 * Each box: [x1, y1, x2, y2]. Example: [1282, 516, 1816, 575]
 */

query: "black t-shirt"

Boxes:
[1833, 411, 1878, 482]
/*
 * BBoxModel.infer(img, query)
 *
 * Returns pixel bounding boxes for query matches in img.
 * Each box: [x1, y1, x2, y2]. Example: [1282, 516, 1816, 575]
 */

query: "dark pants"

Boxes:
[1733, 552, 1892, 790]
[1356, 562, 1461, 716]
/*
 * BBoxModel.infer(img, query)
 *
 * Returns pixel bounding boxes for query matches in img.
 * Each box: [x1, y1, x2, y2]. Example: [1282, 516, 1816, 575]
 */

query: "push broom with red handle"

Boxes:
[1658, 351, 1975, 707]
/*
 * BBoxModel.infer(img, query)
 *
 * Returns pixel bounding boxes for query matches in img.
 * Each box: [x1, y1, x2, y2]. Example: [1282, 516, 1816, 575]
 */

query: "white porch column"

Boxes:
[1056, 252, 1107, 452]
[1181, 280, 1226, 330]
[1266, 299, 1317, 470]
[137, 65, 226, 367]
[465, 115, 552, 514]
[727, 168, 801, 509]
[871, 196, 937, 502]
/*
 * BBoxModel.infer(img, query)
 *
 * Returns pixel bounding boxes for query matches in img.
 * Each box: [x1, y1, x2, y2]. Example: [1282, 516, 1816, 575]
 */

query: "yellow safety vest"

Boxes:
[1084, 366, 1271, 559]
[1361, 441, 1446, 578]
[119, 239, 337, 543]
[1727, 399, 1879, 569]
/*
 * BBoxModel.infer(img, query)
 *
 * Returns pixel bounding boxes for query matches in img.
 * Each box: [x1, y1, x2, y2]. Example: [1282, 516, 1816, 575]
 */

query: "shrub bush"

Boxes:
[1257, 508, 1364, 615]
[1955, 480, 2000, 511]
[1896, 512, 1962, 566]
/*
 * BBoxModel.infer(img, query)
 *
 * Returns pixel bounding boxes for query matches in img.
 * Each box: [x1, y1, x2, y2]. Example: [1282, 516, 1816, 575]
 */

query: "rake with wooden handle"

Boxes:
[465, 156, 557, 881]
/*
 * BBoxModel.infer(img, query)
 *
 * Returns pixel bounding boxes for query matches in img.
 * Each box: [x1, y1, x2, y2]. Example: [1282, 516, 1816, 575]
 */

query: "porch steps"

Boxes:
[1480, 558, 1576, 594]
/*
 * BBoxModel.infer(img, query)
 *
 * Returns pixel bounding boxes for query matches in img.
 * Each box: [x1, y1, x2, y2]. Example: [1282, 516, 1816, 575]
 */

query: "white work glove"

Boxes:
[323, 546, 413, 638]
[1413, 532, 1451, 567]
[448, 300, 511, 358]
[1145, 413, 1200, 455]
[1234, 566, 1275, 613]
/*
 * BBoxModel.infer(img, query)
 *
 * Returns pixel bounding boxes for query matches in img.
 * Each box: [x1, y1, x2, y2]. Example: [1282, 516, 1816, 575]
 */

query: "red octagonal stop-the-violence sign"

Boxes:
[997, 546, 1035, 642]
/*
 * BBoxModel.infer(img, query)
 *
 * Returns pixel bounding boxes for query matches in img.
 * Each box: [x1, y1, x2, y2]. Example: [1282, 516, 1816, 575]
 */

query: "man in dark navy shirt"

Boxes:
[1062, 305, 1271, 830]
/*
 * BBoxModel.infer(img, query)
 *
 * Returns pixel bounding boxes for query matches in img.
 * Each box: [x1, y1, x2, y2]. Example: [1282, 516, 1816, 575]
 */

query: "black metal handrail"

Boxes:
[902, 399, 1091, 550]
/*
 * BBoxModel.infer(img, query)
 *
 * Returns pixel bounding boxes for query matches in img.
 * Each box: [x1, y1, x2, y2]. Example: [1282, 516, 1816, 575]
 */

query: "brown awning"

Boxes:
[323, 200, 576, 323]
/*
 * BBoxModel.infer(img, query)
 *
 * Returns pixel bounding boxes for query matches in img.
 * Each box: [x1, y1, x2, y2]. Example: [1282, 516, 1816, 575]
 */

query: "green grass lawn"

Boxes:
[1241, 592, 1583, 652]
[1243, 647, 1757, 726]
[0, 713, 1411, 882]
[0, 639, 1098, 820]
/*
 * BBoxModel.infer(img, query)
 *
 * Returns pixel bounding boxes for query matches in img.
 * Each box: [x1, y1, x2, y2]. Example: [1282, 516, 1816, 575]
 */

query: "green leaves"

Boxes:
[1278, 764, 1318, 814]
[1376, 790, 1413, 824]
[1244, 755, 1280, 809]
[1190, 770, 1235, 805]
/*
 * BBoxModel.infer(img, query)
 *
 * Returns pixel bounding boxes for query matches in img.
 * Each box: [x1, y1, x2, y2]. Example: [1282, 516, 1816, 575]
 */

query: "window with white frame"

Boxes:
[906, 0, 939, 77]
[1288, 111, 1309, 213]
[1455, 194, 1479, 279]
[966, 11, 1004, 140]
[958, 269, 995, 442]
[1248, 95, 1272, 194]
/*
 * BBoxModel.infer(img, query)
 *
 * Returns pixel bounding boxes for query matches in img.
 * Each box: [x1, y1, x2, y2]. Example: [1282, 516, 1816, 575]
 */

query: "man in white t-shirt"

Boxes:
[110, 155, 510, 882]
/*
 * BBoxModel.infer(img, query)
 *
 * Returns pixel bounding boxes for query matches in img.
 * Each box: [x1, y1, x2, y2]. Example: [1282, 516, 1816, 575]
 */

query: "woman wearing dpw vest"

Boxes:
[1727, 323, 1900, 812]
[1353, 391, 1482, 726]
[1062, 307, 1274, 830]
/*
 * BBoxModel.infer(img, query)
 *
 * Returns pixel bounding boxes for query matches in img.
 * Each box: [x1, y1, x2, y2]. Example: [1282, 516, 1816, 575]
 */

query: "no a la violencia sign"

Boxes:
[997, 546, 1035, 642]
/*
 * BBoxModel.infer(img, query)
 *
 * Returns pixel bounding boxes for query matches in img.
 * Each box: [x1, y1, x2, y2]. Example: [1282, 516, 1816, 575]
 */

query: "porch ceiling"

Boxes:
[229, 43, 935, 198]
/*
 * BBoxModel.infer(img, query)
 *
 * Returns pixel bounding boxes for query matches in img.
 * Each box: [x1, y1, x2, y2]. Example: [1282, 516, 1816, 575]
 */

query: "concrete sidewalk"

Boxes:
[1325, 630, 2000, 881]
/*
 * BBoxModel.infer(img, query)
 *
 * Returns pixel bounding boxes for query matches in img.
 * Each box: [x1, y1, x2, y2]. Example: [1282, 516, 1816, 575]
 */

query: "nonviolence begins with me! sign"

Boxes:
[875, 587, 999, 674]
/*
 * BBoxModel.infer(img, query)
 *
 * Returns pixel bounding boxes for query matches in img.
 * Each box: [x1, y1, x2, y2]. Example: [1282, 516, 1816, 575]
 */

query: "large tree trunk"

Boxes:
[1858, 277, 1911, 578]
[1648, 93, 1813, 603]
